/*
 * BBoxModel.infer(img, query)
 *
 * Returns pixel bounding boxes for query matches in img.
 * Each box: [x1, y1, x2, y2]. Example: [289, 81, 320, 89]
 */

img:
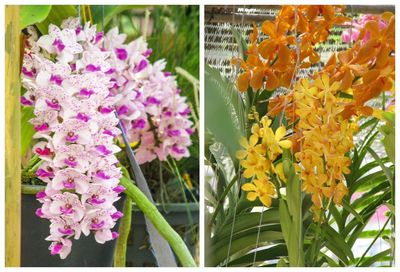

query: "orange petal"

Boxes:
[249, 22, 259, 43]
[348, 64, 367, 76]
[363, 69, 380, 84]
[265, 70, 279, 90]
[261, 20, 276, 37]
[247, 54, 261, 67]
[365, 20, 380, 37]
[358, 106, 373, 116]
[340, 69, 354, 91]
[258, 39, 276, 60]
[250, 68, 264, 90]
[338, 50, 351, 65]
[237, 72, 250, 92]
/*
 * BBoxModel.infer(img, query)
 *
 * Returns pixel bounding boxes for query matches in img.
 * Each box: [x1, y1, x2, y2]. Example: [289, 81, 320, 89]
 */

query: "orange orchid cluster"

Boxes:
[233, 5, 348, 92]
[324, 11, 395, 118]
[234, 5, 395, 220]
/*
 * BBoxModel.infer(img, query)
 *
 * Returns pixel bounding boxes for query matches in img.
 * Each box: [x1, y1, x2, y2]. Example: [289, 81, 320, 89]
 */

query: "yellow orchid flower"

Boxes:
[241, 177, 277, 207]
[236, 134, 259, 160]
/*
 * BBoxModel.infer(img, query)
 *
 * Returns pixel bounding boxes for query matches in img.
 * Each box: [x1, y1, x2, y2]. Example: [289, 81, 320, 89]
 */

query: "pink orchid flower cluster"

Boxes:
[21, 18, 125, 259]
[341, 14, 388, 44]
[104, 28, 194, 164]
[21, 17, 194, 259]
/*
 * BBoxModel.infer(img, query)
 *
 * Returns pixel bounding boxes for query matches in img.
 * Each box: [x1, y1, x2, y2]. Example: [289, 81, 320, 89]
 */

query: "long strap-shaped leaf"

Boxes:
[116, 114, 177, 267]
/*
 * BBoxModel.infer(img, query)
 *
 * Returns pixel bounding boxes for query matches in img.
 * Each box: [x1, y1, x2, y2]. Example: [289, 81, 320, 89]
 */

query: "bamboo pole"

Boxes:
[5, 5, 21, 267]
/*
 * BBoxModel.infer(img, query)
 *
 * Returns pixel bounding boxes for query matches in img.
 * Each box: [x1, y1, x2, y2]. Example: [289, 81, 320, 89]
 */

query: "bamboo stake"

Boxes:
[5, 5, 21, 267]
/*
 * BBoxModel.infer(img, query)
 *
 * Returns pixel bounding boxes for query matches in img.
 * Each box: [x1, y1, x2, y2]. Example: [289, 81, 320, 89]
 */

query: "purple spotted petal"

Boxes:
[96, 145, 112, 156]
[50, 74, 63, 86]
[96, 170, 110, 180]
[132, 118, 146, 129]
[36, 168, 54, 178]
[86, 64, 101, 72]
[90, 220, 105, 229]
[50, 243, 63, 255]
[143, 48, 152, 57]
[113, 185, 125, 193]
[79, 88, 95, 97]
[76, 113, 90, 122]
[20, 96, 33, 106]
[111, 211, 123, 220]
[133, 59, 148, 73]
[58, 228, 74, 235]
[34, 123, 49, 132]
[115, 48, 128, 60]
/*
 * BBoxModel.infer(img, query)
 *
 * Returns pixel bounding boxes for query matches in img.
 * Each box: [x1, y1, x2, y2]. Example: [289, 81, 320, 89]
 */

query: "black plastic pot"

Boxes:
[21, 185, 125, 267]
[126, 202, 199, 267]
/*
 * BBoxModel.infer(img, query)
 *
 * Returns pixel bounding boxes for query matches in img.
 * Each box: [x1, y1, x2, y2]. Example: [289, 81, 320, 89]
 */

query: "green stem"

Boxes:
[119, 177, 196, 267]
[169, 159, 194, 225]
[21, 184, 45, 194]
[311, 208, 325, 266]
[114, 197, 132, 267]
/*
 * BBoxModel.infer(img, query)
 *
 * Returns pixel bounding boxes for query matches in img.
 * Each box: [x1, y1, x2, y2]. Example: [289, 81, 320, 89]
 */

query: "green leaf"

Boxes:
[277, 258, 289, 267]
[20, 5, 52, 29]
[208, 231, 284, 266]
[213, 209, 280, 242]
[358, 229, 391, 239]
[366, 147, 393, 184]
[339, 91, 353, 99]
[279, 199, 291, 245]
[380, 126, 395, 164]
[205, 64, 243, 160]
[280, 149, 304, 266]
[231, 27, 248, 60]
[342, 199, 364, 224]
[21, 106, 35, 157]
[321, 253, 340, 267]
[90, 5, 144, 31]
[36, 5, 77, 34]
[382, 112, 394, 126]
[358, 249, 391, 267]
[209, 142, 236, 188]
[323, 224, 354, 264]
[227, 244, 287, 266]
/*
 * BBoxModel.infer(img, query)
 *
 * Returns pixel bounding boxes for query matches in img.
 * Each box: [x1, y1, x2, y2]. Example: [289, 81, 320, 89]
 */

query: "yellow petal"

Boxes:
[247, 192, 258, 202]
[249, 134, 259, 147]
[253, 178, 266, 190]
[242, 183, 257, 192]
[279, 140, 292, 149]
[275, 126, 286, 141]
[259, 195, 272, 207]
[322, 73, 329, 87]
[243, 168, 255, 179]
[236, 150, 247, 160]
[275, 162, 286, 182]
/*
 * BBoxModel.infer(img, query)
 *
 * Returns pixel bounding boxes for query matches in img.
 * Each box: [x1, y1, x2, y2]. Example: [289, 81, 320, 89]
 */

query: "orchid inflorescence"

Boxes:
[21, 17, 194, 258]
[234, 6, 394, 220]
